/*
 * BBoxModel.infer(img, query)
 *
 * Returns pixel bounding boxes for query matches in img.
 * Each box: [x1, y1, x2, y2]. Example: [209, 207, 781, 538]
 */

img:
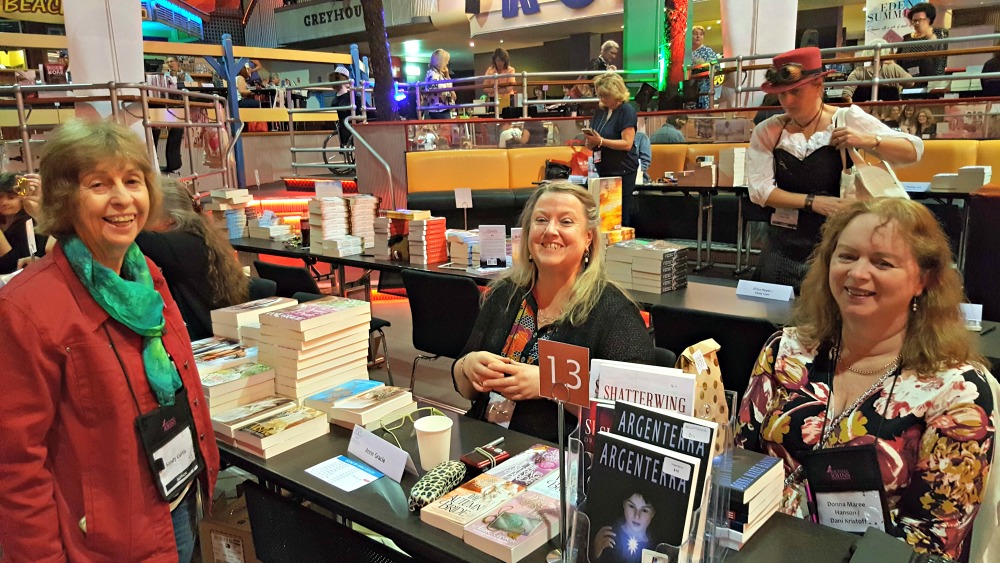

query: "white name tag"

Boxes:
[770, 207, 799, 229]
[347, 425, 416, 483]
[736, 280, 795, 301]
[153, 427, 198, 499]
[813, 490, 886, 534]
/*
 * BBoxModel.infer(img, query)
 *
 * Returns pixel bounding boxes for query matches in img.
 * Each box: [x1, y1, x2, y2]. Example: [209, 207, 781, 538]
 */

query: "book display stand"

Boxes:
[559, 391, 738, 563]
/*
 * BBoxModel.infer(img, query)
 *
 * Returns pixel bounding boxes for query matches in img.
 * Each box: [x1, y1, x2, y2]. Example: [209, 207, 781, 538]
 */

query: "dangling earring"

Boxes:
[911, 296, 918, 312]
[528, 253, 533, 263]
[583, 250, 590, 265]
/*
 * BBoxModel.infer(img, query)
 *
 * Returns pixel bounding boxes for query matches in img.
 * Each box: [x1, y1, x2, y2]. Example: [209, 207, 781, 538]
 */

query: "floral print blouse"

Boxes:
[737, 328, 995, 561]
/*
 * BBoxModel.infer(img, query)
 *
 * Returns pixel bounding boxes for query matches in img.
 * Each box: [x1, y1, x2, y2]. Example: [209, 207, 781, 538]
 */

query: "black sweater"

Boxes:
[0, 212, 46, 275]
[136, 230, 219, 341]
[460, 279, 655, 442]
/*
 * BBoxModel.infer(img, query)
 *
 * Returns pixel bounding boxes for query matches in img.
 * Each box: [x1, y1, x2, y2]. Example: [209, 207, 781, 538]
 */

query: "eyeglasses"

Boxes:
[377, 407, 446, 449]
[765, 63, 805, 85]
[911, 17, 929, 25]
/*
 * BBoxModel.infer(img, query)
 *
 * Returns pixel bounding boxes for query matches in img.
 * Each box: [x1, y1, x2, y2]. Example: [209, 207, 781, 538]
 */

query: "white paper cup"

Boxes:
[413, 415, 453, 471]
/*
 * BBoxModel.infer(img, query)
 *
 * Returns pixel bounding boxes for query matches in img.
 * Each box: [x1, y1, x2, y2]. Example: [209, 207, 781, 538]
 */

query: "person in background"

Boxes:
[738, 198, 994, 560]
[499, 121, 531, 148]
[330, 65, 356, 151]
[897, 3, 949, 79]
[136, 179, 249, 340]
[753, 93, 784, 125]
[0, 173, 47, 274]
[153, 56, 193, 175]
[650, 114, 688, 144]
[57, 49, 71, 82]
[236, 64, 261, 108]
[533, 86, 547, 112]
[841, 41, 914, 104]
[453, 182, 654, 443]
[484, 48, 517, 100]
[246, 59, 265, 88]
[914, 107, 938, 139]
[898, 105, 919, 135]
[0, 119, 219, 562]
[422, 49, 455, 120]
[589, 40, 620, 72]
[747, 47, 922, 291]
[10, 173, 56, 270]
[981, 45, 1000, 97]
[634, 130, 652, 184]
[690, 25, 720, 109]
[583, 73, 638, 226]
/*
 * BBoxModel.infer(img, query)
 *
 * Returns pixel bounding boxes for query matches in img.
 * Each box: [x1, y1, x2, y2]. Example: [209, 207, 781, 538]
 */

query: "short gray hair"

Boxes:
[601, 40, 620, 54]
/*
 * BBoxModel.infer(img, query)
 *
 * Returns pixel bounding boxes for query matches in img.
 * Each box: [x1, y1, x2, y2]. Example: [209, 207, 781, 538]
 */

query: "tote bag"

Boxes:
[833, 108, 909, 200]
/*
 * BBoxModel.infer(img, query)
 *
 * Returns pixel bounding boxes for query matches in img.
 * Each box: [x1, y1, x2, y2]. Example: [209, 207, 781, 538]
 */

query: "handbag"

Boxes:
[567, 142, 591, 176]
[544, 160, 571, 180]
[833, 108, 909, 200]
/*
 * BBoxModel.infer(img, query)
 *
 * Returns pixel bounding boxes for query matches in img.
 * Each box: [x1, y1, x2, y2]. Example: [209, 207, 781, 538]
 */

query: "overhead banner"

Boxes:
[0, 0, 65, 24]
[865, 0, 919, 44]
[274, 0, 419, 46]
[471, 0, 623, 37]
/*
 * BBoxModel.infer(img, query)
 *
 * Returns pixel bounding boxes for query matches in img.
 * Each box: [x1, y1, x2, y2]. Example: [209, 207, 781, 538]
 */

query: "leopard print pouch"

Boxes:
[408, 460, 466, 512]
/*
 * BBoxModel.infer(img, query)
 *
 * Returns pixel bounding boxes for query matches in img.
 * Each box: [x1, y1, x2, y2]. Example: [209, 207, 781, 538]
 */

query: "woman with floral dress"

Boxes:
[737, 198, 994, 561]
[690, 26, 719, 109]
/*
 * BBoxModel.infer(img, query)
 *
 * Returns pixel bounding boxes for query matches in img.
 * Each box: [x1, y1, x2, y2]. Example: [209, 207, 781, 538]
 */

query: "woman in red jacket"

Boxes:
[0, 119, 220, 562]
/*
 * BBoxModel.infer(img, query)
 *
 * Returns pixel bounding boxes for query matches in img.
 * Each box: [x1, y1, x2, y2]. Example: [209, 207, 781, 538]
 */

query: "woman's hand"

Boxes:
[830, 126, 876, 152]
[480, 361, 540, 401]
[19, 174, 42, 220]
[16, 256, 40, 270]
[583, 130, 602, 150]
[462, 351, 510, 393]
[591, 526, 616, 558]
[811, 195, 848, 217]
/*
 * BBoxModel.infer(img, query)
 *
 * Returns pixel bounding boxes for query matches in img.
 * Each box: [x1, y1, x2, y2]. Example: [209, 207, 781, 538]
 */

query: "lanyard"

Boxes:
[593, 108, 614, 137]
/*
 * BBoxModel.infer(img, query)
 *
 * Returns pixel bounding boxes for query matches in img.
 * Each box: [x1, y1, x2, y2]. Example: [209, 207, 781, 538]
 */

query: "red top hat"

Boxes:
[761, 47, 835, 94]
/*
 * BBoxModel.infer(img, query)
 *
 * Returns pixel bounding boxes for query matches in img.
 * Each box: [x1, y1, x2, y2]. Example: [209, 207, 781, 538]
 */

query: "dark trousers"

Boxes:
[152, 127, 184, 173]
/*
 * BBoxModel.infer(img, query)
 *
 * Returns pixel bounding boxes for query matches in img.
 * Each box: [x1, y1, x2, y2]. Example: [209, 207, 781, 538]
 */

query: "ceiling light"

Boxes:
[499, 39, 504, 43]
[706, 26, 712, 30]
[716, 20, 721, 24]
[469, 41, 475, 47]
[402, 40, 420, 56]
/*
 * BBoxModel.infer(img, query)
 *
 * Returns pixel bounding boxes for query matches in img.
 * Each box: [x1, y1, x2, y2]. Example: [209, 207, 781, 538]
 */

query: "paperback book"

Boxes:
[486, 444, 560, 488]
[210, 396, 297, 439]
[191, 336, 258, 376]
[420, 473, 526, 537]
[463, 490, 560, 563]
[234, 405, 328, 451]
[590, 359, 696, 416]
[302, 379, 384, 412]
[199, 363, 275, 398]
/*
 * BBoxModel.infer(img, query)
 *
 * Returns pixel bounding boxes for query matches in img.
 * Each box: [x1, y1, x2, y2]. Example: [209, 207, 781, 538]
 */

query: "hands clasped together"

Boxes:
[462, 351, 541, 402]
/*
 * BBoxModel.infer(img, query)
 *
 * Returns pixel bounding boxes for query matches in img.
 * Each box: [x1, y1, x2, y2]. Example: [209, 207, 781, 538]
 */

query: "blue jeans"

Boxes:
[172, 488, 198, 563]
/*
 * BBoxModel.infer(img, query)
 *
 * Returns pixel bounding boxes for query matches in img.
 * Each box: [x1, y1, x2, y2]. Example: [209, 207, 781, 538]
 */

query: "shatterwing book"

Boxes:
[586, 431, 700, 554]
[486, 444, 560, 488]
[590, 359, 696, 416]
[211, 396, 297, 440]
[302, 379, 383, 413]
[327, 387, 414, 426]
[420, 473, 525, 537]
[463, 490, 560, 563]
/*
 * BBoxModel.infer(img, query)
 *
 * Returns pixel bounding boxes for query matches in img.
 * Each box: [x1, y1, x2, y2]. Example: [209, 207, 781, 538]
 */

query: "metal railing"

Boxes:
[286, 78, 369, 175]
[0, 81, 237, 192]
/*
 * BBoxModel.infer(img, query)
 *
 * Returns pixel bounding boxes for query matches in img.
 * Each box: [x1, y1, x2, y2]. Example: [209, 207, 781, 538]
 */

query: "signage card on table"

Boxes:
[538, 340, 590, 408]
[315, 180, 344, 199]
[736, 280, 794, 302]
[305, 455, 385, 492]
[454, 188, 473, 209]
[479, 224, 507, 269]
[347, 425, 416, 483]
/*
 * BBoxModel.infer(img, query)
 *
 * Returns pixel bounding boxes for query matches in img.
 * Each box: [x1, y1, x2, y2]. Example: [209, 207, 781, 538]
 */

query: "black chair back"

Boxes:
[248, 277, 278, 300]
[253, 260, 321, 298]
[400, 269, 481, 358]
[653, 347, 677, 369]
[649, 305, 779, 402]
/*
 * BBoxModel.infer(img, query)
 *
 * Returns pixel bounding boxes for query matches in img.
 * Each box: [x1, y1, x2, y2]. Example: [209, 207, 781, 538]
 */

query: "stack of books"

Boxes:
[211, 395, 297, 445]
[248, 219, 293, 241]
[203, 188, 253, 211]
[606, 239, 688, 293]
[600, 226, 636, 248]
[718, 148, 748, 188]
[200, 363, 276, 415]
[717, 449, 783, 551]
[347, 194, 378, 249]
[257, 296, 373, 400]
[308, 197, 350, 242]
[385, 209, 431, 221]
[420, 444, 561, 563]
[408, 216, 448, 265]
[204, 189, 253, 240]
[447, 230, 480, 267]
[304, 379, 416, 429]
[319, 235, 364, 258]
[191, 336, 258, 377]
[372, 217, 394, 259]
[233, 404, 329, 459]
[210, 296, 298, 341]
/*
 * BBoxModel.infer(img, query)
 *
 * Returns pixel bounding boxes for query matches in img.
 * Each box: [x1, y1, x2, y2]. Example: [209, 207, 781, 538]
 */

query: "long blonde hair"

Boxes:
[494, 181, 623, 327]
[156, 179, 249, 307]
[794, 198, 982, 373]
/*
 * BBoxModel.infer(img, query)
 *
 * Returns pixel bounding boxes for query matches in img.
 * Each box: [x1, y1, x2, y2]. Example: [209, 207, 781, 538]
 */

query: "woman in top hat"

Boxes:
[746, 47, 923, 290]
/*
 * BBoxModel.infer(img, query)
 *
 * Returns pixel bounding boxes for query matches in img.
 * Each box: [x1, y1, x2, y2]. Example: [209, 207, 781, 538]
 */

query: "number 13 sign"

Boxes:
[538, 340, 590, 408]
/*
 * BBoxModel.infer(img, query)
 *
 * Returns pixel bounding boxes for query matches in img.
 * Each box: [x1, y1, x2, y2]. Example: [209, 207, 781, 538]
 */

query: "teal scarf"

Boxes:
[63, 237, 182, 406]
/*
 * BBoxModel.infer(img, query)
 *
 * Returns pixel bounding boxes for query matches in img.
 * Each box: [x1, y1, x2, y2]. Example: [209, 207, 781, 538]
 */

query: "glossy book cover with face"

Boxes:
[463, 491, 560, 563]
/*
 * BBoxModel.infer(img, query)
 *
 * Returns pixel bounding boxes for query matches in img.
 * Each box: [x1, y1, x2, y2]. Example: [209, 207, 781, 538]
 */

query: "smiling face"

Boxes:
[828, 213, 925, 326]
[529, 191, 593, 278]
[72, 158, 150, 273]
[0, 192, 23, 217]
[621, 493, 655, 539]
[903, 106, 915, 118]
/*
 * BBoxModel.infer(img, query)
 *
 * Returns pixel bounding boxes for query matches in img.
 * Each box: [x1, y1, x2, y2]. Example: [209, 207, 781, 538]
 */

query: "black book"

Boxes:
[728, 448, 782, 505]
[587, 431, 700, 561]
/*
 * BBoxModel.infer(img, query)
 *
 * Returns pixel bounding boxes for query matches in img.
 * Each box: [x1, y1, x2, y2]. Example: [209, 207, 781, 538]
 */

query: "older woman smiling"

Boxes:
[0, 119, 219, 562]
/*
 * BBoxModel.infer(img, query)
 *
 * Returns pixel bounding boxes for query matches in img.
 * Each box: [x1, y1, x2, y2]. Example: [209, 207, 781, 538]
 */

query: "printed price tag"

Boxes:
[538, 340, 590, 408]
[681, 422, 711, 443]
[661, 457, 692, 481]
[692, 349, 708, 374]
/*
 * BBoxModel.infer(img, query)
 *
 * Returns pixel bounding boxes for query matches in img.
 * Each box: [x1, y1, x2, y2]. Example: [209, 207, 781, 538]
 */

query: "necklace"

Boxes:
[841, 354, 902, 376]
[792, 105, 824, 130]
[536, 309, 561, 327]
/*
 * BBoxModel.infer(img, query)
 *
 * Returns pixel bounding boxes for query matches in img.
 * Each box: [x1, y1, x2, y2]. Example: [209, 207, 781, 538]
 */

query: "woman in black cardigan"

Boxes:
[0, 173, 47, 274]
[451, 181, 654, 442]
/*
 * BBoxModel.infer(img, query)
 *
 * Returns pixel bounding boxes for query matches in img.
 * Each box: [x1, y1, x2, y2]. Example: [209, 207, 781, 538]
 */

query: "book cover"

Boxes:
[420, 473, 526, 537]
[235, 405, 327, 449]
[332, 386, 408, 410]
[590, 360, 696, 416]
[463, 491, 560, 563]
[586, 432, 700, 559]
[237, 422, 330, 459]
[486, 444, 560, 488]
[581, 399, 616, 455]
[199, 363, 275, 398]
[727, 448, 782, 505]
[210, 296, 297, 326]
[210, 396, 297, 438]
[259, 296, 371, 332]
[302, 379, 383, 412]
[329, 388, 414, 425]
[191, 337, 258, 376]
[330, 401, 419, 431]
[588, 176, 623, 232]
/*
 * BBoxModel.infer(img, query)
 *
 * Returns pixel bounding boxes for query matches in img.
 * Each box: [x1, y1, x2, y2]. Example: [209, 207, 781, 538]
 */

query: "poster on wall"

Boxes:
[865, 1, 921, 44]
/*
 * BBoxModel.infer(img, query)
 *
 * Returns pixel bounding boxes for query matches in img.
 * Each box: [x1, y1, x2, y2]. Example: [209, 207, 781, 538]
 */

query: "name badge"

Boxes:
[593, 149, 602, 164]
[134, 388, 203, 502]
[770, 207, 799, 229]
[800, 444, 889, 534]
[736, 279, 795, 301]
[348, 425, 416, 483]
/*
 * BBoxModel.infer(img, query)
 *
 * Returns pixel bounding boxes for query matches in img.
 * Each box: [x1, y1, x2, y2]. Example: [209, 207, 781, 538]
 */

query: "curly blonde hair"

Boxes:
[794, 198, 983, 373]
[593, 72, 629, 108]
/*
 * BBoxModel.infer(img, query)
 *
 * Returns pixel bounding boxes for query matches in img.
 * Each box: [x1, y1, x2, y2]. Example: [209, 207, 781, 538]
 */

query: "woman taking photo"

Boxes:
[0, 172, 47, 274]
[0, 119, 219, 561]
[737, 198, 994, 560]
[422, 49, 455, 120]
[136, 179, 249, 340]
[747, 47, 922, 290]
[583, 73, 638, 226]
[453, 181, 654, 442]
